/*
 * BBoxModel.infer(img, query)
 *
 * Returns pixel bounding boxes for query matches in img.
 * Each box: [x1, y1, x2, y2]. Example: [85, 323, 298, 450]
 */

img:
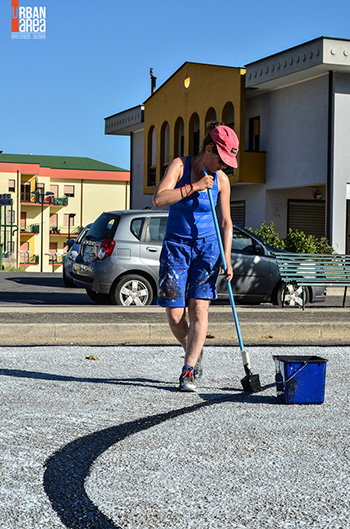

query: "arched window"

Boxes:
[222, 102, 235, 128]
[222, 103, 235, 177]
[174, 117, 184, 158]
[147, 126, 157, 187]
[205, 107, 217, 130]
[161, 122, 170, 176]
[189, 113, 200, 156]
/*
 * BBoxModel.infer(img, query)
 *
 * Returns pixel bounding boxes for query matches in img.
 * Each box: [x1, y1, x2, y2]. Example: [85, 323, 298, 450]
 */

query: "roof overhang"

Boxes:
[105, 105, 144, 136]
[245, 37, 350, 96]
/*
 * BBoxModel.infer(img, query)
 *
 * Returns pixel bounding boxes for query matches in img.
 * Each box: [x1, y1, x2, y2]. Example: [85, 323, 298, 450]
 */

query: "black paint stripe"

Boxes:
[43, 395, 232, 529]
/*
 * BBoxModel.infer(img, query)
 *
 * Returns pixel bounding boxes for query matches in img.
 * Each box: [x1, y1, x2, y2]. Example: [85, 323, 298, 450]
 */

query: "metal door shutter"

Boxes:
[230, 201, 245, 226]
[288, 200, 325, 238]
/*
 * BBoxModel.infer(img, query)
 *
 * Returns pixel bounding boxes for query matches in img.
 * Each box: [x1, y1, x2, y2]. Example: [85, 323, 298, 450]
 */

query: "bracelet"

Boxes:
[185, 183, 194, 196]
[180, 186, 184, 198]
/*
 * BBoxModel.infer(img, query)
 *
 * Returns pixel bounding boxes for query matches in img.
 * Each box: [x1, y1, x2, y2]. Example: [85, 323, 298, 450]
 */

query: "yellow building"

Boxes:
[0, 154, 130, 272]
[105, 62, 266, 212]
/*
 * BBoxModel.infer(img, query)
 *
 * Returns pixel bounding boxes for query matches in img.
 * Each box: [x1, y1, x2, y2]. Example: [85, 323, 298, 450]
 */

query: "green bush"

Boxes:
[248, 221, 285, 249]
[284, 228, 334, 254]
[247, 221, 334, 254]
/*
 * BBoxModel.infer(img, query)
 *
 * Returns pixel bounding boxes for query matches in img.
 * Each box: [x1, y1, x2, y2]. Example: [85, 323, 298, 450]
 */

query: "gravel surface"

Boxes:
[0, 345, 349, 529]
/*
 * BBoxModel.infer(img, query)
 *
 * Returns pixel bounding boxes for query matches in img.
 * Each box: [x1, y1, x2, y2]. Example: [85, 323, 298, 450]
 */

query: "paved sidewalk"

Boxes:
[0, 344, 349, 528]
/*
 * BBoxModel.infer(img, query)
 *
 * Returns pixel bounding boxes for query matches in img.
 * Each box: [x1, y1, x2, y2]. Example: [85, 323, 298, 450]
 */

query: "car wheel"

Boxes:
[86, 289, 111, 305]
[275, 282, 309, 307]
[112, 275, 153, 306]
[63, 269, 74, 287]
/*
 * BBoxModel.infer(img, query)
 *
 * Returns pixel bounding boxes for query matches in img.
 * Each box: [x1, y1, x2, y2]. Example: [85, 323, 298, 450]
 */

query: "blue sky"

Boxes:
[1, 0, 349, 170]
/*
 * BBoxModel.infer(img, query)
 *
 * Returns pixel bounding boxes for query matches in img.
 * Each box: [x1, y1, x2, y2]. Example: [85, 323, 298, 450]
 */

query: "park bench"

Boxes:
[274, 253, 350, 309]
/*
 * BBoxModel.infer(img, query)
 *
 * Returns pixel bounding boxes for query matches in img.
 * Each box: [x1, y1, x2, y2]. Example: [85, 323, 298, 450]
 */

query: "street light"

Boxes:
[67, 213, 76, 241]
[31, 190, 54, 273]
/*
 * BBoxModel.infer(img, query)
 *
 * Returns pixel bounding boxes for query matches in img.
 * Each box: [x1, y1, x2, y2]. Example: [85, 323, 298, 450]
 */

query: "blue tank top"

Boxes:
[165, 156, 219, 239]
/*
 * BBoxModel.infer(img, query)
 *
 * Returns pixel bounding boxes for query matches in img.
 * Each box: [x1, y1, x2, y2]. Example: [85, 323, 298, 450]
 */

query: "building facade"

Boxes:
[0, 154, 130, 271]
[105, 37, 350, 252]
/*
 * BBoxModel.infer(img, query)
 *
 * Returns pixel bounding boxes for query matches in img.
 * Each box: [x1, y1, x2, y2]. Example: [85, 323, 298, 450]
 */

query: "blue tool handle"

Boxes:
[204, 168, 245, 353]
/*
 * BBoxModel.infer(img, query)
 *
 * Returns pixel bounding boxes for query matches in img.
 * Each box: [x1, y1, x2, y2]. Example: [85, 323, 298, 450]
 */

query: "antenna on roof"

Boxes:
[150, 68, 157, 94]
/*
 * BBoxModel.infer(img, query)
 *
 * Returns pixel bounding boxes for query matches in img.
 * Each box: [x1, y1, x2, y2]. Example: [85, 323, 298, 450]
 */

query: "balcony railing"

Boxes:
[20, 224, 40, 234]
[52, 197, 68, 206]
[20, 194, 68, 206]
[49, 225, 82, 236]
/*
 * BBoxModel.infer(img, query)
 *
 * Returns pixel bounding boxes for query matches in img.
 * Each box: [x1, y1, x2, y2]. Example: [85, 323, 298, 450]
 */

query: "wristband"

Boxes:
[185, 183, 193, 196]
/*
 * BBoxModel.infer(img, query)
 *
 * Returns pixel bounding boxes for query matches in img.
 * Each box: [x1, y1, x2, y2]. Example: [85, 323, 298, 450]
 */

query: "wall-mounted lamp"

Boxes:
[314, 190, 323, 200]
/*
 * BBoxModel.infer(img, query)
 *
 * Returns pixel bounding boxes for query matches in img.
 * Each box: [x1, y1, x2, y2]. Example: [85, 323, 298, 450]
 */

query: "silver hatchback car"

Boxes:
[72, 209, 326, 307]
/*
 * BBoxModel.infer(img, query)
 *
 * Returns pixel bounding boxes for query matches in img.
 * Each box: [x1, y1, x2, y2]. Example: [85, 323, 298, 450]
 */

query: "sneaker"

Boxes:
[194, 350, 203, 382]
[179, 367, 197, 392]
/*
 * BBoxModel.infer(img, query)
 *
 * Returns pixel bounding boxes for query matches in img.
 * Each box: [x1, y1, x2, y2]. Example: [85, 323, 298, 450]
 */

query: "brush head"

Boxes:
[241, 373, 262, 392]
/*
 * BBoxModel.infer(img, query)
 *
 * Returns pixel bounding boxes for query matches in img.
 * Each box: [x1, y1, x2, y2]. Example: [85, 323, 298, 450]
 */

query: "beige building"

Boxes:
[0, 154, 130, 271]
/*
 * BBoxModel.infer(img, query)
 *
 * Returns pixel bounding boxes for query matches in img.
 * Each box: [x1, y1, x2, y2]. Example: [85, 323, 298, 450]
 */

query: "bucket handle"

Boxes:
[281, 361, 309, 385]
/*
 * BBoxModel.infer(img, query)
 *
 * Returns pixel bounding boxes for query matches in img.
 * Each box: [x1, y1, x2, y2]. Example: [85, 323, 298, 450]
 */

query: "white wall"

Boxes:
[130, 129, 153, 210]
[332, 73, 350, 252]
[247, 74, 329, 190]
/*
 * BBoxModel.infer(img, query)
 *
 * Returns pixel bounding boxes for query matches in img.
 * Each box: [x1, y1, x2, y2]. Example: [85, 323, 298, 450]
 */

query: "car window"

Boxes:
[76, 225, 90, 244]
[232, 227, 255, 254]
[130, 218, 144, 241]
[144, 217, 167, 243]
[86, 213, 120, 240]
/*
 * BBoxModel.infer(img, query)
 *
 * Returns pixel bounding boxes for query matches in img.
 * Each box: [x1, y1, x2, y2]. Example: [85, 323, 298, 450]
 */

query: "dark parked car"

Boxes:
[72, 210, 326, 307]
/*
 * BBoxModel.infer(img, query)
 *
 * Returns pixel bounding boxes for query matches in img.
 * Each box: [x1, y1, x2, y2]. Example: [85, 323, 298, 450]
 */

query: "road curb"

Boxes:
[4, 321, 350, 346]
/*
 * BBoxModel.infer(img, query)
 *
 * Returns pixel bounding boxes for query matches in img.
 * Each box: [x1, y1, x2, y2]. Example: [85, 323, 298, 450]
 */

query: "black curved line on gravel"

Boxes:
[43, 395, 233, 529]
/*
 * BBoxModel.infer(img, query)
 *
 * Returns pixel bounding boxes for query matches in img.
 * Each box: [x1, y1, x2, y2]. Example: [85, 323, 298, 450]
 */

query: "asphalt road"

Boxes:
[0, 272, 94, 306]
[0, 271, 344, 308]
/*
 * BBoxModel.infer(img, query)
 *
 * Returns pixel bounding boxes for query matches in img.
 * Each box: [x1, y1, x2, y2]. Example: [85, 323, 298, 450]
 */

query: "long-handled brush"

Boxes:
[205, 168, 261, 392]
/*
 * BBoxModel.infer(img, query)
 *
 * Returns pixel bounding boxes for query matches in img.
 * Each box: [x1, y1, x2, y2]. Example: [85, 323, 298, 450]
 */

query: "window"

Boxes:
[8, 179, 15, 193]
[189, 113, 200, 156]
[174, 117, 184, 158]
[231, 227, 255, 254]
[230, 201, 245, 226]
[64, 213, 75, 226]
[50, 214, 58, 228]
[130, 218, 144, 240]
[49, 242, 58, 254]
[86, 212, 120, 240]
[288, 200, 325, 238]
[147, 126, 157, 187]
[145, 216, 167, 243]
[50, 185, 59, 197]
[249, 117, 260, 152]
[19, 241, 29, 264]
[222, 102, 235, 129]
[20, 212, 27, 231]
[7, 210, 15, 224]
[205, 107, 216, 126]
[64, 185, 75, 197]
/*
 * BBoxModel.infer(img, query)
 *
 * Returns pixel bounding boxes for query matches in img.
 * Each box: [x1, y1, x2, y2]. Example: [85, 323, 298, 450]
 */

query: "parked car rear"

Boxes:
[63, 224, 91, 287]
[72, 209, 326, 307]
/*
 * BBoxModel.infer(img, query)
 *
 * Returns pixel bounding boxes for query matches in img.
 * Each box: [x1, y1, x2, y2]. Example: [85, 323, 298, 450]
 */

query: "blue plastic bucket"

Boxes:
[273, 355, 328, 404]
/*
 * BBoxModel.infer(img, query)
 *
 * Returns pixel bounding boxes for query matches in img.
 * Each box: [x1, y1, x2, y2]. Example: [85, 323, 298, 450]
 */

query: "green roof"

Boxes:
[0, 153, 127, 172]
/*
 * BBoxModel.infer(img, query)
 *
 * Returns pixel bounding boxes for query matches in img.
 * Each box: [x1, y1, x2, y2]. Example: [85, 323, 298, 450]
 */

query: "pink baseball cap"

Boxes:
[210, 126, 239, 168]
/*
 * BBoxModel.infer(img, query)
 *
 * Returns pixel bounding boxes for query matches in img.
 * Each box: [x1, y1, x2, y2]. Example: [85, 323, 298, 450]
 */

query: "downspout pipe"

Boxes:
[326, 71, 334, 242]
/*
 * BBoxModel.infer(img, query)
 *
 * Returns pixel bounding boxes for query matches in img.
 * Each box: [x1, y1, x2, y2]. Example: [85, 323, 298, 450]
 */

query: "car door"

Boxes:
[229, 226, 272, 297]
[139, 215, 167, 278]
